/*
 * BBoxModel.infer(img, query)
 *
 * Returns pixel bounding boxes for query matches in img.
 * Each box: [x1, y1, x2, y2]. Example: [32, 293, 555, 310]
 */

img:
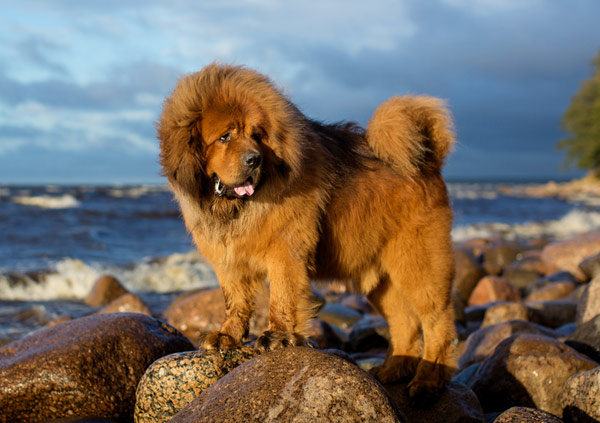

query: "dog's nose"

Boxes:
[243, 151, 261, 169]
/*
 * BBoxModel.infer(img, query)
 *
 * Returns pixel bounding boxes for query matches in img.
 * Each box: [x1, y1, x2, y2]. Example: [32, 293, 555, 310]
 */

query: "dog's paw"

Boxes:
[254, 331, 306, 353]
[407, 378, 445, 408]
[201, 331, 240, 350]
[369, 357, 417, 384]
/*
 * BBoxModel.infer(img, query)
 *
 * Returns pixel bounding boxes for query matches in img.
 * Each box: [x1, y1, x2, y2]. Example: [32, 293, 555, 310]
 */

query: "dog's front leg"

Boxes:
[255, 257, 314, 352]
[202, 269, 261, 350]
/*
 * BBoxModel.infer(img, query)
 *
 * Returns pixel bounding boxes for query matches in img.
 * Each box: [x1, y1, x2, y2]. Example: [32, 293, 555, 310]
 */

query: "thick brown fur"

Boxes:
[158, 63, 458, 402]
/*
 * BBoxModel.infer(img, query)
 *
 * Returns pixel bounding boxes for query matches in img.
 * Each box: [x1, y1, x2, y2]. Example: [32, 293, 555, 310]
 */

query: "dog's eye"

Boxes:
[218, 133, 232, 143]
[251, 133, 262, 143]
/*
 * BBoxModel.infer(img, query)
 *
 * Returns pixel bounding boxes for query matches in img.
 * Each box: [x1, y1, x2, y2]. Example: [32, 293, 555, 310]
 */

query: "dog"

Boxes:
[158, 63, 457, 402]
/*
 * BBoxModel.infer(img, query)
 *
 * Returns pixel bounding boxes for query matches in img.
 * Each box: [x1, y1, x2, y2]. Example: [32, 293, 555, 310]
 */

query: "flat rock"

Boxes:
[471, 334, 597, 416]
[541, 231, 600, 280]
[0, 313, 194, 422]
[561, 367, 600, 423]
[385, 382, 485, 423]
[468, 276, 521, 306]
[134, 347, 259, 423]
[493, 406, 563, 423]
[169, 347, 404, 423]
[85, 274, 129, 307]
[576, 274, 600, 325]
[459, 320, 558, 369]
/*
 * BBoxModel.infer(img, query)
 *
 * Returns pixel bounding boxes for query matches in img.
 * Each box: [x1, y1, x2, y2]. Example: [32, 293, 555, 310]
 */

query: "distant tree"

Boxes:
[557, 50, 600, 178]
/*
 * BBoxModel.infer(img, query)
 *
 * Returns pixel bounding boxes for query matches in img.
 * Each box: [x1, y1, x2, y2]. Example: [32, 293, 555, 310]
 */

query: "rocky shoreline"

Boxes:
[1, 230, 600, 422]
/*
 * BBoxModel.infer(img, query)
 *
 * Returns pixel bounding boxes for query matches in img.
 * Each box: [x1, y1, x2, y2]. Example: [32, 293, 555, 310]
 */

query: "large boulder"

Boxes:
[169, 347, 404, 423]
[0, 313, 194, 422]
[471, 334, 597, 417]
[134, 347, 259, 423]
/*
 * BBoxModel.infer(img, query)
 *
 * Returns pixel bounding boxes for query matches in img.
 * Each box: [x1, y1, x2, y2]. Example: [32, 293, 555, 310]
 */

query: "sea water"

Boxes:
[0, 182, 599, 342]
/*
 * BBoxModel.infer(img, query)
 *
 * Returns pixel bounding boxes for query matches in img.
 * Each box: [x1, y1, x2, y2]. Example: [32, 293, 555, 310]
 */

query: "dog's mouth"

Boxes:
[213, 174, 258, 199]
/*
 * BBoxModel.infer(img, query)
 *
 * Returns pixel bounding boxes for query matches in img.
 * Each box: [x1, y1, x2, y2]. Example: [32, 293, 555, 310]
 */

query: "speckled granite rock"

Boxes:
[471, 334, 597, 416]
[97, 293, 152, 315]
[134, 347, 259, 423]
[0, 313, 194, 423]
[561, 367, 600, 423]
[459, 320, 558, 369]
[493, 406, 563, 423]
[84, 274, 129, 307]
[385, 382, 485, 423]
[169, 347, 404, 423]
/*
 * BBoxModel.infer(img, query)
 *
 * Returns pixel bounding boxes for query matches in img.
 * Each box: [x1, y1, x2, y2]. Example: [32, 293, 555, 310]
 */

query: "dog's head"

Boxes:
[158, 63, 305, 206]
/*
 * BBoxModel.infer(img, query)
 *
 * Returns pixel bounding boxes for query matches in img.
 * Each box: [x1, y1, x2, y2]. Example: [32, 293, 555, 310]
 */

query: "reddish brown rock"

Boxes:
[561, 367, 600, 423]
[525, 281, 576, 302]
[453, 248, 486, 301]
[471, 334, 597, 416]
[97, 293, 151, 315]
[468, 276, 521, 306]
[85, 274, 129, 307]
[541, 231, 600, 280]
[459, 320, 558, 369]
[577, 274, 600, 325]
[0, 313, 194, 423]
[134, 347, 259, 423]
[163, 287, 269, 346]
[493, 406, 563, 423]
[385, 382, 485, 423]
[169, 347, 404, 423]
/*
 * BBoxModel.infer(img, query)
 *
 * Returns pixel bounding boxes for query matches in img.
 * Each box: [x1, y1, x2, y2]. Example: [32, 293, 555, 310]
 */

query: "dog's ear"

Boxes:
[157, 118, 208, 196]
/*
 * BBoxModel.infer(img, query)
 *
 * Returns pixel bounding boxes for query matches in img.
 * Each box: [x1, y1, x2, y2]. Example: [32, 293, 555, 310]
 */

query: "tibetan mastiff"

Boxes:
[158, 63, 457, 401]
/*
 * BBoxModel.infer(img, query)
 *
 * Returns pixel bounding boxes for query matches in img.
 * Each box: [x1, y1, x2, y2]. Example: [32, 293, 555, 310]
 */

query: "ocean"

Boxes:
[1, 182, 600, 343]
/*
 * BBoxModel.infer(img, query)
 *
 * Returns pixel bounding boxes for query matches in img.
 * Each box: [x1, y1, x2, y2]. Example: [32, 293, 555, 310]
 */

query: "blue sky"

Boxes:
[1, 0, 599, 184]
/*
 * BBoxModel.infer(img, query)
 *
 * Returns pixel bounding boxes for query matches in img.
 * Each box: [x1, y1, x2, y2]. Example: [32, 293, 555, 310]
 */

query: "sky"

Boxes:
[0, 0, 599, 184]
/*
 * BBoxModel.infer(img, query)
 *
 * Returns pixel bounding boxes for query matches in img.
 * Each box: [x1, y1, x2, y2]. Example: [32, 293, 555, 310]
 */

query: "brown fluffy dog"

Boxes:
[158, 63, 457, 401]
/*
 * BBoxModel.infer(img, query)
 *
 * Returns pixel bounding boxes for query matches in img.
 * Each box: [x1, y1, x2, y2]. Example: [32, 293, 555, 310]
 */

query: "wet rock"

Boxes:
[169, 347, 404, 423]
[385, 382, 484, 423]
[163, 287, 269, 346]
[576, 275, 600, 325]
[453, 248, 486, 301]
[0, 313, 194, 422]
[317, 302, 363, 329]
[97, 293, 151, 315]
[525, 281, 576, 302]
[84, 274, 128, 307]
[540, 231, 600, 280]
[471, 334, 597, 416]
[348, 315, 390, 352]
[305, 319, 347, 350]
[493, 406, 563, 423]
[526, 300, 578, 328]
[561, 367, 600, 423]
[482, 243, 518, 276]
[134, 347, 259, 423]
[566, 314, 600, 363]
[579, 252, 600, 280]
[459, 320, 558, 369]
[468, 276, 521, 306]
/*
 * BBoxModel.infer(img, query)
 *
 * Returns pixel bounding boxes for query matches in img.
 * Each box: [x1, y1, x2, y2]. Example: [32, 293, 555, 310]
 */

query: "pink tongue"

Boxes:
[234, 181, 254, 196]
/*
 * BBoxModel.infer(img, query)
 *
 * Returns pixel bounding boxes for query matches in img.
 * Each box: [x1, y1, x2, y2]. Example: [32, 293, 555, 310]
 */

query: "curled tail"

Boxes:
[366, 95, 456, 178]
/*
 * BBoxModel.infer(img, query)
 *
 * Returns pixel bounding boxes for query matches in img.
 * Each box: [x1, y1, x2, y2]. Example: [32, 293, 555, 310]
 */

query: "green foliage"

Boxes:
[558, 50, 600, 176]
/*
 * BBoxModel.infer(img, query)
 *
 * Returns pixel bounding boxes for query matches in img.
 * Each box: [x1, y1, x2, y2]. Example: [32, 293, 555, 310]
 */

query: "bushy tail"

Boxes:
[366, 96, 456, 178]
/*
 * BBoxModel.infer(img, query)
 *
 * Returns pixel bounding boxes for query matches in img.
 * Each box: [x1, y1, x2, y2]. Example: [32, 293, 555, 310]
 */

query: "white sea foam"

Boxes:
[452, 209, 600, 242]
[12, 194, 81, 209]
[448, 183, 499, 200]
[0, 251, 218, 301]
[107, 185, 169, 199]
